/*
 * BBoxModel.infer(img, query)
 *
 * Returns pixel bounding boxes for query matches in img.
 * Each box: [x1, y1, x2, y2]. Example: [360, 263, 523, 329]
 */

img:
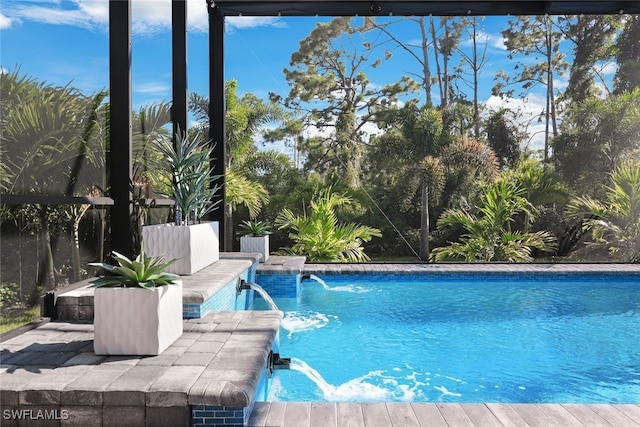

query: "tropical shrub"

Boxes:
[430, 180, 558, 262]
[565, 161, 640, 262]
[275, 189, 381, 262]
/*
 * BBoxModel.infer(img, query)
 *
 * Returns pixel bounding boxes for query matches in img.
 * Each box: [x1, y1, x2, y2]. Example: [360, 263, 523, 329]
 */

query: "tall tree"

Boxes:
[454, 16, 490, 137]
[561, 15, 621, 104]
[272, 17, 417, 189]
[369, 102, 446, 259]
[429, 16, 463, 108]
[190, 81, 284, 250]
[366, 16, 434, 105]
[485, 108, 523, 169]
[493, 15, 568, 162]
[614, 15, 640, 94]
[553, 89, 640, 198]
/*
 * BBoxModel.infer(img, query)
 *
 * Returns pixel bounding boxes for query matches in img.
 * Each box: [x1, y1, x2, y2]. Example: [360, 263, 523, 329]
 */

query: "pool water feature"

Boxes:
[239, 280, 280, 310]
[258, 273, 640, 403]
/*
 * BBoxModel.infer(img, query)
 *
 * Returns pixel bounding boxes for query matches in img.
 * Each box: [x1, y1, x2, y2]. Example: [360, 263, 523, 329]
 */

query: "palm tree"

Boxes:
[430, 180, 557, 262]
[225, 168, 269, 219]
[190, 80, 286, 249]
[1, 70, 107, 289]
[565, 161, 640, 262]
[370, 103, 500, 260]
[275, 189, 381, 262]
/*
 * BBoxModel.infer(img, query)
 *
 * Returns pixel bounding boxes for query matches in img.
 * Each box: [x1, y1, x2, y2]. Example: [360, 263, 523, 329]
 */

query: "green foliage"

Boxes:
[89, 250, 179, 289]
[153, 128, 222, 224]
[614, 16, 640, 94]
[238, 220, 272, 237]
[275, 16, 419, 188]
[565, 161, 640, 262]
[1, 69, 107, 195]
[554, 89, 640, 198]
[275, 189, 381, 262]
[485, 108, 522, 168]
[0, 283, 20, 310]
[226, 169, 269, 219]
[431, 180, 558, 262]
[0, 305, 41, 335]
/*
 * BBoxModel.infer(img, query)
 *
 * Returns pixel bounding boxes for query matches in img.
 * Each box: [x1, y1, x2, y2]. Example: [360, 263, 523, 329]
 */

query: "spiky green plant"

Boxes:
[89, 250, 179, 289]
[154, 127, 222, 225]
[565, 161, 640, 262]
[238, 220, 272, 237]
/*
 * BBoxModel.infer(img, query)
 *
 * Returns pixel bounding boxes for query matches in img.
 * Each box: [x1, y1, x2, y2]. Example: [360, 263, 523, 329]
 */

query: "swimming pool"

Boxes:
[258, 272, 640, 403]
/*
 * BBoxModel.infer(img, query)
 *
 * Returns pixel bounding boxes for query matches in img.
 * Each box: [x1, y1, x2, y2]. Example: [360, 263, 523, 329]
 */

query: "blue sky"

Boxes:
[2, 0, 606, 152]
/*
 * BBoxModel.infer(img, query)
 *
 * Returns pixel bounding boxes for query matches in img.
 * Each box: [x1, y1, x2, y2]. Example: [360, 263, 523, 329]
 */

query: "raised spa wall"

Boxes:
[48, 254, 307, 427]
[183, 255, 307, 426]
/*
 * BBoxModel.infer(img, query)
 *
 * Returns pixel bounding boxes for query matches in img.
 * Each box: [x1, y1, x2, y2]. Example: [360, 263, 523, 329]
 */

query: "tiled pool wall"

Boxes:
[187, 264, 283, 426]
[303, 271, 640, 285]
[191, 365, 271, 426]
[254, 272, 301, 298]
[183, 267, 258, 319]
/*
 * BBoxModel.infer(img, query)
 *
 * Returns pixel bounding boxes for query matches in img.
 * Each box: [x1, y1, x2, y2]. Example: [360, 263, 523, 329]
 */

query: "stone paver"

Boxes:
[248, 402, 640, 427]
[0, 310, 282, 424]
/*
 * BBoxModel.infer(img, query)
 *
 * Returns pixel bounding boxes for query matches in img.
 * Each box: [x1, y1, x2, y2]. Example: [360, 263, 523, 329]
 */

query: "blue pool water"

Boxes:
[258, 274, 640, 403]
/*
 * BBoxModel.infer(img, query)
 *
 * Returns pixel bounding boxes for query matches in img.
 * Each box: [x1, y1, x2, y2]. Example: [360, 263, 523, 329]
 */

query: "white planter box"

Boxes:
[142, 221, 219, 275]
[240, 235, 270, 262]
[93, 282, 183, 356]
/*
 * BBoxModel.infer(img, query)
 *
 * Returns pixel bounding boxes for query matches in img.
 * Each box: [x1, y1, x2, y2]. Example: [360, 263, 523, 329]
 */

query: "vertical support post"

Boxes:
[172, 0, 188, 140]
[108, 0, 133, 258]
[208, 2, 226, 251]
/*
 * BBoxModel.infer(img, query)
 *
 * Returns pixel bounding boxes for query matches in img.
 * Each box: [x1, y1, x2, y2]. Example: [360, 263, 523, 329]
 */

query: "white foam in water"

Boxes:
[289, 358, 422, 402]
[330, 284, 370, 293]
[281, 312, 332, 337]
[305, 274, 370, 293]
[434, 385, 462, 397]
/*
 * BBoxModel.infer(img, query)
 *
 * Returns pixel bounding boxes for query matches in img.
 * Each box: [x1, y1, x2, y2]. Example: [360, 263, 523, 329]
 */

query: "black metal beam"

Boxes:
[108, 0, 133, 258]
[212, 1, 640, 16]
[172, 0, 188, 140]
[208, 3, 226, 251]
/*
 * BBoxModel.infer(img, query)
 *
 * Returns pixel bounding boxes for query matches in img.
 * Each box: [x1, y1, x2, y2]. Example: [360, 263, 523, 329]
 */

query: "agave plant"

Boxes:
[238, 220, 272, 237]
[89, 250, 179, 289]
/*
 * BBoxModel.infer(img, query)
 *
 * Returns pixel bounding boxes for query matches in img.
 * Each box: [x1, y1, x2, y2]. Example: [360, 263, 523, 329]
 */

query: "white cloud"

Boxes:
[134, 81, 171, 95]
[601, 61, 617, 76]
[460, 30, 505, 51]
[1, 0, 284, 35]
[75, 0, 108, 22]
[226, 16, 286, 31]
[0, 13, 15, 29]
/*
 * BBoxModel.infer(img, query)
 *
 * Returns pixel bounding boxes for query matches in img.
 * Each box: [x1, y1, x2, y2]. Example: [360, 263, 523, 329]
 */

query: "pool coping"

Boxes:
[0, 310, 283, 426]
[303, 262, 640, 274]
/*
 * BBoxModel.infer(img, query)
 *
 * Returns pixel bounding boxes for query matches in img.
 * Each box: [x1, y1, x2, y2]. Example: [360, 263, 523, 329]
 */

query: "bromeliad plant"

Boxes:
[89, 250, 179, 289]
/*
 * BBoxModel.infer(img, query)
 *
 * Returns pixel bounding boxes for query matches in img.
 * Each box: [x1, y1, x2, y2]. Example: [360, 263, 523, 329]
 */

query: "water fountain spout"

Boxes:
[269, 351, 291, 375]
[236, 278, 252, 293]
[236, 279, 279, 310]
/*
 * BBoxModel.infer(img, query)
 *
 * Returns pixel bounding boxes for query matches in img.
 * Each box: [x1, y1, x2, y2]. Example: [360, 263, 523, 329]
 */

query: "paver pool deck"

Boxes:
[1, 259, 639, 426]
